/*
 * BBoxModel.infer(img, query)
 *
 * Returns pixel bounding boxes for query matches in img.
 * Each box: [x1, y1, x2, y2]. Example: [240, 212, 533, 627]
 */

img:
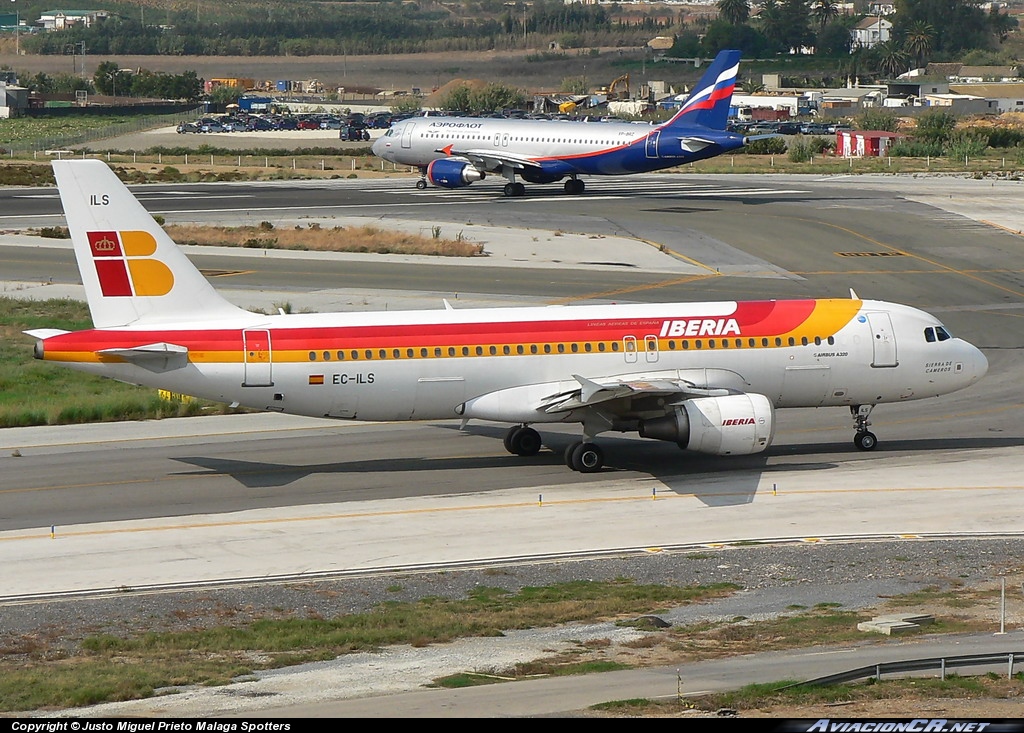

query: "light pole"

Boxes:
[11, 0, 18, 56]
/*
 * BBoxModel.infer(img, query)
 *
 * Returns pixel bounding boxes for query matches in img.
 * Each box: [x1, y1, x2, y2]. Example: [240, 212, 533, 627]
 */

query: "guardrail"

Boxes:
[792, 652, 1023, 688]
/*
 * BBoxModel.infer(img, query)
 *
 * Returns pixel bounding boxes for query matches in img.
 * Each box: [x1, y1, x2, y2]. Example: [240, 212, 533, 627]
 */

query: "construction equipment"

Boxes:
[608, 74, 630, 101]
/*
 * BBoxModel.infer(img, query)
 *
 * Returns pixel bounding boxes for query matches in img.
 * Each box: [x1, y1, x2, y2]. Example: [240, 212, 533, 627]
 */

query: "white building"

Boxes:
[851, 16, 892, 50]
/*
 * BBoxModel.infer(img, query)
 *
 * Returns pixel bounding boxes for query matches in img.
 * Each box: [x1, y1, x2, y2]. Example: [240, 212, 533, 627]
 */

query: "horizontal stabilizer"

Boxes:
[679, 137, 715, 153]
[24, 328, 71, 340]
[98, 341, 189, 364]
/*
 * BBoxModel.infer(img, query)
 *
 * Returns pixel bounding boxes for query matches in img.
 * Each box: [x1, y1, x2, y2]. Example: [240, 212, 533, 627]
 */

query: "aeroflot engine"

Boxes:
[639, 393, 775, 455]
[426, 159, 485, 188]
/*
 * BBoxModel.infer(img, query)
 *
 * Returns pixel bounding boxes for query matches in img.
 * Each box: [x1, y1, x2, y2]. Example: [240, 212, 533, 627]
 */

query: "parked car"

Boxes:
[340, 123, 370, 141]
[247, 117, 276, 131]
[176, 122, 200, 134]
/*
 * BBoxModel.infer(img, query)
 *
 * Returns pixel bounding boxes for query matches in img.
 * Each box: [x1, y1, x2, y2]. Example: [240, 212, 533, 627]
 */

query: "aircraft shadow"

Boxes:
[172, 430, 1023, 505]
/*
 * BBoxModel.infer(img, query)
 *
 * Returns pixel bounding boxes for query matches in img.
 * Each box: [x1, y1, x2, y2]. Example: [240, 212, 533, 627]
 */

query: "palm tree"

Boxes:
[716, 0, 750, 26]
[812, 0, 840, 29]
[872, 40, 911, 79]
[757, 0, 785, 49]
[903, 20, 935, 69]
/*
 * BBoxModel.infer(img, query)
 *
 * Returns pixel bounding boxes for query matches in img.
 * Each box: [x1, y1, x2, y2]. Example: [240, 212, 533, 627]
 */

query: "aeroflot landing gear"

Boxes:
[564, 178, 585, 195]
[503, 182, 526, 197]
[564, 441, 604, 473]
[851, 404, 878, 451]
[504, 425, 542, 456]
[415, 179, 427, 190]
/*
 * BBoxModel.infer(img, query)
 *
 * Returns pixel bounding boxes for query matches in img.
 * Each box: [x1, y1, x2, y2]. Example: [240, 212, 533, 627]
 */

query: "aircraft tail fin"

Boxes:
[662, 49, 741, 131]
[52, 160, 249, 329]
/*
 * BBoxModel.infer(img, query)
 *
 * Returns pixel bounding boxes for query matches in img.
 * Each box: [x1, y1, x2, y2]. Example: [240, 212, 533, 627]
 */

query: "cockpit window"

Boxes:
[924, 326, 953, 343]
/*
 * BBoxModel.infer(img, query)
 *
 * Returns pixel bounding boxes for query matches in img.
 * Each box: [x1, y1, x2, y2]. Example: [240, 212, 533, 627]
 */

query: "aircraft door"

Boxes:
[502, 133, 510, 148]
[645, 131, 661, 158]
[493, 132, 501, 147]
[242, 329, 273, 387]
[623, 336, 638, 364]
[644, 335, 659, 363]
[401, 122, 415, 149]
[867, 312, 898, 367]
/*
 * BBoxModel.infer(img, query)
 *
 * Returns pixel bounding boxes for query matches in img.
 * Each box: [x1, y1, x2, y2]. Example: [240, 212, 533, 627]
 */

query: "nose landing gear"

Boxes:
[851, 405, 878, 451]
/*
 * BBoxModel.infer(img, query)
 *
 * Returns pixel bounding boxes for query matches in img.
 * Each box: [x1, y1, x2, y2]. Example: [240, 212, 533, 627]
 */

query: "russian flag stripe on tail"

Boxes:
[663, 50, 741, 132]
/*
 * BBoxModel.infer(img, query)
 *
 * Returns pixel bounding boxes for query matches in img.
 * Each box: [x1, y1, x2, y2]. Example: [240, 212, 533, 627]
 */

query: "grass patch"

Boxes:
[0, 580, 738, 712]
[161, 222, 484, 257]
[627, 674, 1024, 716]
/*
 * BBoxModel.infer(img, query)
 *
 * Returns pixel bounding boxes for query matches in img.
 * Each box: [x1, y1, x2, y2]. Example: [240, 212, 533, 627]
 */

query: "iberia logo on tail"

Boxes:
[87, 231, 174, 297]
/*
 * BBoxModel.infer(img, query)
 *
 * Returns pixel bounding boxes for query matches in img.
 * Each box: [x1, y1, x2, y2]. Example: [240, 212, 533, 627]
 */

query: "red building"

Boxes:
[836, 130, 905, 157]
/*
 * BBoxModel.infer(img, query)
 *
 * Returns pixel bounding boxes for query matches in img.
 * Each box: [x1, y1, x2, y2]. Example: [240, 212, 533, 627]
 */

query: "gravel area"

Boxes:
[6, 537, 1024, 717]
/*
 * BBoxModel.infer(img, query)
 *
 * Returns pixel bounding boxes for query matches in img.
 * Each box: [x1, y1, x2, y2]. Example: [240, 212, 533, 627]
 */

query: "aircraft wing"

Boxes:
[438, 146, 545, 171]
[539, 373, 734, 414]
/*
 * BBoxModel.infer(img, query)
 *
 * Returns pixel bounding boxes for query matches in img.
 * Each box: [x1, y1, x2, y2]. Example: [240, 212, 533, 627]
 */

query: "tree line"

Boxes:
[17, 62, 203, 101]
[676, 0, 1019, 80]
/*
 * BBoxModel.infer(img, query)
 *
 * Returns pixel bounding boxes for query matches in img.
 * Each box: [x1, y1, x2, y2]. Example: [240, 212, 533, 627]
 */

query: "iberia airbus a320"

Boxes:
[27, 160, 987, 473]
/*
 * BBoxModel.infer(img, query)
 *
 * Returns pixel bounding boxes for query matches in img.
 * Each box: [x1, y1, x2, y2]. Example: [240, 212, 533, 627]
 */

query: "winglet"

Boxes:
[850, 288, 859, 300]
[573, 374, 606, 403]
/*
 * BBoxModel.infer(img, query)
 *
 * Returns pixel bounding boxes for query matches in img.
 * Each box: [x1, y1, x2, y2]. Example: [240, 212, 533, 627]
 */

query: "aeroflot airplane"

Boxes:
[29, 160, 987, 473]
[372, 49, 751, 196]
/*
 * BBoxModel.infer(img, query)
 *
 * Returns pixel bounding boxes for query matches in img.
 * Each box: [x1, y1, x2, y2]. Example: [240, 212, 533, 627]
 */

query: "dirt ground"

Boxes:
[0, 47, 687, 99]
[581, 573, 1024, 718]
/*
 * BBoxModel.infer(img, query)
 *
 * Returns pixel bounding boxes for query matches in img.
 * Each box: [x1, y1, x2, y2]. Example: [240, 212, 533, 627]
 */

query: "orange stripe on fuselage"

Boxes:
[39, 300, 863, 365]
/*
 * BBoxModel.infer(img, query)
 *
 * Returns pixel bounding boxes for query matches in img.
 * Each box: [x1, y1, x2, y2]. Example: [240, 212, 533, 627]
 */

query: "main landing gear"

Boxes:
[503, 182, 526, 197]
[563, 178, 585, 195]
[564, 441, 604, 473]
[503, 425, 542, 456]
[851, 404, 878, 451]
[501, 426, 605, 473]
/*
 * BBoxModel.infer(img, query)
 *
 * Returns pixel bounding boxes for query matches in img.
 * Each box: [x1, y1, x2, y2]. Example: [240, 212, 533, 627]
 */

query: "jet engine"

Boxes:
[426, 159, 485, 188]
[638, 393, 774, 455]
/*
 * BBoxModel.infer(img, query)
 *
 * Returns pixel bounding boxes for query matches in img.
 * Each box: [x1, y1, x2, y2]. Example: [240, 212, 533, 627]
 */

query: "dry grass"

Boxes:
[162, 222, 484, 257]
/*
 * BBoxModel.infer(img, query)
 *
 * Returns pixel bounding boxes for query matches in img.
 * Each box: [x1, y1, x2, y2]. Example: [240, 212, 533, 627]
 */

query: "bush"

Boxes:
[745, 137, 787, 155]
[889, 140, 944, 157]
[787, 136, 812, 162]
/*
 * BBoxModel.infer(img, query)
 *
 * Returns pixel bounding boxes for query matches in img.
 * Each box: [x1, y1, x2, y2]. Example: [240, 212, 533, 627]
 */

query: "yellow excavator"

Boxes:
[607, 74, 630, 101]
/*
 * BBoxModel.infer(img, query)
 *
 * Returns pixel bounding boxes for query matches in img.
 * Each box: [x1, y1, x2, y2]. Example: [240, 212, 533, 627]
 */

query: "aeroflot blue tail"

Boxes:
[664, 50, 741, 132]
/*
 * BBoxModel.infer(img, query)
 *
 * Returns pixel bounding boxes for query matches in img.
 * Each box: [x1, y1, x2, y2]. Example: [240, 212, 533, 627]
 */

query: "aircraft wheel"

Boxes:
[508, 426, 542, 456]
[503, 183, 515, 197]
[416, 179, 427, 190]
[503, 425, 521, 454]
[513, 182, 526, 197]
[569, 442, 604, 473]
[564, 441, 581, 468]
[564, 179, 584, 195]
[854, 431, 878, 451]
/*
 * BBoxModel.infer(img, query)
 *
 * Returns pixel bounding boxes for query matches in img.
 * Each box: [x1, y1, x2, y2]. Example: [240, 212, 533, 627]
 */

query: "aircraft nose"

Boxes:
[371, 136, 388, 159]
[961, 340, 988, 384]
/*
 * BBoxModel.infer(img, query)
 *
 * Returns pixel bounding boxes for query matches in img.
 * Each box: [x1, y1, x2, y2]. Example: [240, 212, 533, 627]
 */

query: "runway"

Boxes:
[2, 171, 1023, 599]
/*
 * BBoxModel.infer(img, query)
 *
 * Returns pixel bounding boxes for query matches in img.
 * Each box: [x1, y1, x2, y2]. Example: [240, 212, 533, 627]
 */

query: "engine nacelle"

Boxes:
[639, 393, 775, 456]
[426, 159, 485, 189]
